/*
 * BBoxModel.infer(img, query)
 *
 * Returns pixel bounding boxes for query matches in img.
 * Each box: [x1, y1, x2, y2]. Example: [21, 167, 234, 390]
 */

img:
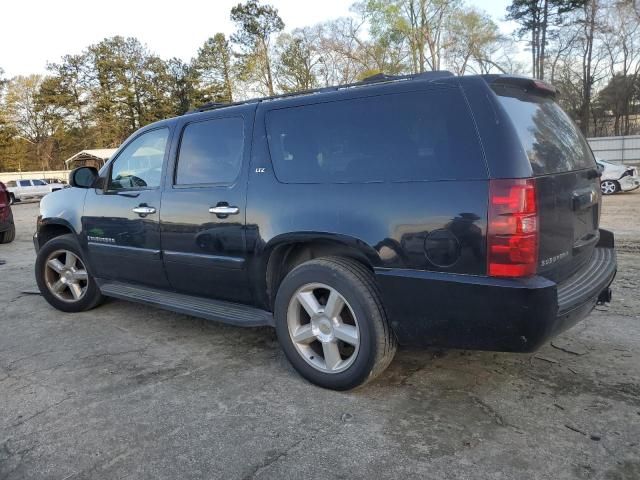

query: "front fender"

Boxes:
[36, 188, 89, 250]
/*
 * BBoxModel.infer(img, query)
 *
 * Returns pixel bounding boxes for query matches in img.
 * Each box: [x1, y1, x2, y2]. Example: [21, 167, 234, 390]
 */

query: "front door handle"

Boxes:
[132, 206, 156, 216]
[209, 206, 240, 216]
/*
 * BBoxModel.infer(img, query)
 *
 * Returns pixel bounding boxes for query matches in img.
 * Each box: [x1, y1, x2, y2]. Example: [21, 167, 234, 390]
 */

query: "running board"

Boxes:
[97, 281, 274, 327]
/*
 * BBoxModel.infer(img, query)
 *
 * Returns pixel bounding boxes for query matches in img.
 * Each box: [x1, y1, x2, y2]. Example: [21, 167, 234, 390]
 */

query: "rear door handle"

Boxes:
[209, 206, 240, 216]
[132, 206, 156, 216]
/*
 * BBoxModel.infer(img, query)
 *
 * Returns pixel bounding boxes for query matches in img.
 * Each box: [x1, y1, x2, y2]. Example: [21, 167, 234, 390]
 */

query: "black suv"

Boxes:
[34, 72, 616, 390]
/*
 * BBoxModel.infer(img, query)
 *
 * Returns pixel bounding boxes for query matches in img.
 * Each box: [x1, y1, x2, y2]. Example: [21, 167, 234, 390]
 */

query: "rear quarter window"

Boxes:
[493, 85, 595, 175]
[265, 89, 486, 183]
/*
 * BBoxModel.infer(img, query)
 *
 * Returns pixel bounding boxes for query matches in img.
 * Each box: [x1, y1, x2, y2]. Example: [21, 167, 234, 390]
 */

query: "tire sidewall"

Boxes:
[274, 261, 381, 390]
[35, 234, 102, 312]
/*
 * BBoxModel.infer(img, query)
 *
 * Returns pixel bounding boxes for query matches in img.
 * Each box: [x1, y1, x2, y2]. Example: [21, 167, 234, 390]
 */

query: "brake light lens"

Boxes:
[487, 178, 538, 277]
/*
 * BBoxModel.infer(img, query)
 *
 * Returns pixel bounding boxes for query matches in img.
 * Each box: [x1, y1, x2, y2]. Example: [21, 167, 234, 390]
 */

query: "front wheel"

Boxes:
[601, 180, 620, 195]
[274, 257, 396, 390]
[35, 234, 104, 312]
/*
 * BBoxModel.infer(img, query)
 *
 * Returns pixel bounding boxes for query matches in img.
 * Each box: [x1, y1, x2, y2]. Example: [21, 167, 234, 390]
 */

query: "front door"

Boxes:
[31, 179, 50, 197]
[160, 110, 254, 303]
[83, 127, 171, 288]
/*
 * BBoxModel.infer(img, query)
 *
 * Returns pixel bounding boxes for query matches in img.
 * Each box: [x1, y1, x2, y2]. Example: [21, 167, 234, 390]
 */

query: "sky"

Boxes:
[0, 0, 517, 78]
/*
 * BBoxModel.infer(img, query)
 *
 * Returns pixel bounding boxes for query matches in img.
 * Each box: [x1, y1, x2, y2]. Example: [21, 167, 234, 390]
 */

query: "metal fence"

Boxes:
[0, 170, 71, 184]
[588, 135, 640, 165]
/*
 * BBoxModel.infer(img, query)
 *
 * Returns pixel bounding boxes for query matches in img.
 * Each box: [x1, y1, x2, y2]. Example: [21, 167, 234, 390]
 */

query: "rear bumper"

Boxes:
[375, 229, 617, 352]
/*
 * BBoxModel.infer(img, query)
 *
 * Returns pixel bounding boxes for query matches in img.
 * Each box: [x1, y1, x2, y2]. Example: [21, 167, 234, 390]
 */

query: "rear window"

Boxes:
[493, 85, 595, 175]
[265, 89, 486, 183]
[175, 117, 244, 185]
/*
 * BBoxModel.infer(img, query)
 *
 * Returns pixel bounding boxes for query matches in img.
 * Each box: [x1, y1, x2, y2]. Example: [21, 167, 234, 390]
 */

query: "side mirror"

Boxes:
[69, 167, 99, 188]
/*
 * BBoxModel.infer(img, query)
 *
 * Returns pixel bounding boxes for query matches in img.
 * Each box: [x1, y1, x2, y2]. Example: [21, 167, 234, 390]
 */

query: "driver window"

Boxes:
[109, 128, 169, 190]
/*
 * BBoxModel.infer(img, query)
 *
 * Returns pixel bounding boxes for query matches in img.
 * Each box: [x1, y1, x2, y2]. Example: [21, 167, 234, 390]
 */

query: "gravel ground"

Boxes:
[1, 193, 639, 480]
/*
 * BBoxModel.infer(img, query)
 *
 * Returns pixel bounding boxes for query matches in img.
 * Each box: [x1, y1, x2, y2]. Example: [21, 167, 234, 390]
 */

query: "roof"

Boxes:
[187, 71, 456, 115]
[65, 148, 117, 166]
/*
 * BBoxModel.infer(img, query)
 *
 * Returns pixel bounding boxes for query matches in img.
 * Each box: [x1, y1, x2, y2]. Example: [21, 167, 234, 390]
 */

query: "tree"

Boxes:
[599, 0, 640, 134]
[445, 8, 507, 75]
[274, 30, 320, 92]
[4, 75, 58, 170]
[507, 0, 586, 79]
[87, 36, 175, 145]
[231, 0, 284, 96]
[360, 0, 461, 73]
[596, 74, 639, 135]
[192, 34, 234, 103]
[309, 19, 364, 86]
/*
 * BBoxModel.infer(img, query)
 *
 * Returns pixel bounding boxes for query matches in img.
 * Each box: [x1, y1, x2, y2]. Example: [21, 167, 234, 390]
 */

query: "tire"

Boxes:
[0, 222, 15, 244]
[601, 180, 620, 195]
[9, 193, 16, 205]
[35, 233, 104, 313]
[274, 257, 397, 390]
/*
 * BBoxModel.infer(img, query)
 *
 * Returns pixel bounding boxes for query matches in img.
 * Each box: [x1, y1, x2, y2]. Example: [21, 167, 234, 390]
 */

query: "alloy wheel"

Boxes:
[601, 180, 617, 195]
[44, 249, 89, 302]
[287, 282, 360, 373]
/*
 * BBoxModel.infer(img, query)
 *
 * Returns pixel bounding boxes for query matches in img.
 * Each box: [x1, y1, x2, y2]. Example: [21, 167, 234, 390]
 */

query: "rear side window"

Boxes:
[6, 181, 16, 187]
[493, 85, 595, 175]
[266, 89, 485, 183]
[176, 117, 244, 185]
[18, 180, 31, 187]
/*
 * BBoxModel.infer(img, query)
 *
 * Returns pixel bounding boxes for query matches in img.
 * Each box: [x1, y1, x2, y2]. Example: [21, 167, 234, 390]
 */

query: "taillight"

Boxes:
[487, 178, 538, 277]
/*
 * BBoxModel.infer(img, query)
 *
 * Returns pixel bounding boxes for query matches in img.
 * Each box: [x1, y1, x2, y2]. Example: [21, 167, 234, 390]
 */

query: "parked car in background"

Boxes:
[5, 178, 67, 204]
[596, 159, 640, 195]
[0, 182, 15, 243]
[34, 73, 616, 390]
[41, 178, 68, 185]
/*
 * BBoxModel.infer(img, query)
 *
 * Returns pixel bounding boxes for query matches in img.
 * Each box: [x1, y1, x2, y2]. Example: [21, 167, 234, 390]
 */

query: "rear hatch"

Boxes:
[491, 80, 600, 283]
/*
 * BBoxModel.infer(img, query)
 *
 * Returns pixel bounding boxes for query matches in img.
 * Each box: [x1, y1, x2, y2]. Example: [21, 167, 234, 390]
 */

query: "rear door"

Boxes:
[491, 82, 599, 281]
[160, 107, 254, 303]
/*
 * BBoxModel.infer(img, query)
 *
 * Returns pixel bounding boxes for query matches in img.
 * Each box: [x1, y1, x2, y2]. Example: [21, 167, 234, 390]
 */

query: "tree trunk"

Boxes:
[262, 38, 275, 96]
[539, 0, 549, 80]
[580, 0, 597, 135]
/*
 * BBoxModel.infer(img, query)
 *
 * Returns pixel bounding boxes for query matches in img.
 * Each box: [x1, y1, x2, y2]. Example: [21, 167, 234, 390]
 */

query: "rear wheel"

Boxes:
[9, 193, 16, 205]
[274, 257, 396, 390]
[601, 180, 620, 195]
[35, 234, 104, 312]
[0, 223, 15, 244]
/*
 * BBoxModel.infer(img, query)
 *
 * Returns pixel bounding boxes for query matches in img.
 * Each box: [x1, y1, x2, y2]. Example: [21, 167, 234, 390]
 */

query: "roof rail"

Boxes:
[187, 70, 455, 114]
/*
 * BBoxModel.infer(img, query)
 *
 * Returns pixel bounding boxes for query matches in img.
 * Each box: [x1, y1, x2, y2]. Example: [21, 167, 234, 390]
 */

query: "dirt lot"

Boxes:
[1, 192, 639, 480]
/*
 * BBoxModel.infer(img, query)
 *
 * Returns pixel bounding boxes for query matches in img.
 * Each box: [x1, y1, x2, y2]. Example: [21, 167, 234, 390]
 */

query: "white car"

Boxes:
[5, 179, 67, 204]
[596, 160, 640, 195]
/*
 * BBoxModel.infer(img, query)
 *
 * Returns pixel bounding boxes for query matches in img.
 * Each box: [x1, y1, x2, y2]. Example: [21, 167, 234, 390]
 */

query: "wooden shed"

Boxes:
[64, 149, 117, 169]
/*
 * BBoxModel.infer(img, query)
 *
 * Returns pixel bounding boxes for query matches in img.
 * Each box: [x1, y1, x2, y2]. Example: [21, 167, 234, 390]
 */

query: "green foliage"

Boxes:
[193, 34, 234, 103]
[231, 0, 284, 95]
[0, 0, 638, 172]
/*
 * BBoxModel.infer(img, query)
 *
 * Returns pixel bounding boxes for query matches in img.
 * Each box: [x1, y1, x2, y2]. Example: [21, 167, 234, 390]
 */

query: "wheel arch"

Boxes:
[36, 219, 76, 250]
[259, 233, 380, 310]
